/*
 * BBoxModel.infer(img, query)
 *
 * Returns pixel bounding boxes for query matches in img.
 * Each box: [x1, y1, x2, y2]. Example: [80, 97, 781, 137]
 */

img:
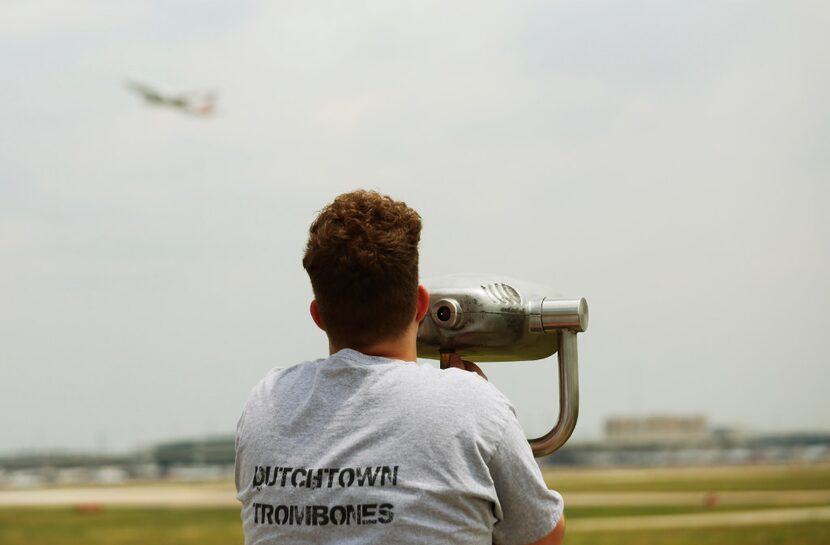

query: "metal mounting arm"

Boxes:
[528, 330, 580, 457]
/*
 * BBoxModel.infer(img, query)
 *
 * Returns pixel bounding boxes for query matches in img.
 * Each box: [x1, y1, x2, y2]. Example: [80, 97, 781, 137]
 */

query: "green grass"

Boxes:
[1, 507, 829, 545]
[0, 506, 830, 545]
[0, 508, 242, 545]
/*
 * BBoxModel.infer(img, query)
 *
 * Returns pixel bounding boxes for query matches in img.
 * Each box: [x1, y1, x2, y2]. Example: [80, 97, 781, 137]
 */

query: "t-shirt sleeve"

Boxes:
[488, 407, 564, 545]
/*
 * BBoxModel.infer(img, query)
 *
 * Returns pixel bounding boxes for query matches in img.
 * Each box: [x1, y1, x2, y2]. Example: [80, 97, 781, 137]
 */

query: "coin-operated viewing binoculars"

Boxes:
[416, 275, 589, 457]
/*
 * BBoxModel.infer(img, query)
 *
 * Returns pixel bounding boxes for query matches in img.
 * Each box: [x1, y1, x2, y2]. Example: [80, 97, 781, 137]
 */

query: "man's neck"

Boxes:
[329, 324, 418, 362]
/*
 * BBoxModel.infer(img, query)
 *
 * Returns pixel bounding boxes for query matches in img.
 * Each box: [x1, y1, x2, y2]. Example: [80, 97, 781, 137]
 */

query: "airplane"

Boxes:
[125, 80, 216, 117]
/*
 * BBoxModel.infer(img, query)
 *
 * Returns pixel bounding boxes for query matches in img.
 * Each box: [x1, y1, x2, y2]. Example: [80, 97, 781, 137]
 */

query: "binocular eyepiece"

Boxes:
[435, 304, 453, 323]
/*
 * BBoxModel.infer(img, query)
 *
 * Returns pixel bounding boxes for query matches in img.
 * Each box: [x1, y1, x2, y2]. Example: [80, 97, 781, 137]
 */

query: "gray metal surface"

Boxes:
[416, 274, 588, 456]
[528, 330, 580, 456]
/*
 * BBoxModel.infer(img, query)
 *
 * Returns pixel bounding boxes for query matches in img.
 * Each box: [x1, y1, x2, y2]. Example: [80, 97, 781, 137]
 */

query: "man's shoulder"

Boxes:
[241, 358, 320, 406]
[393, 363, 517, 433]
[413, 364, 508, 403]
[241, 353, 515, 429]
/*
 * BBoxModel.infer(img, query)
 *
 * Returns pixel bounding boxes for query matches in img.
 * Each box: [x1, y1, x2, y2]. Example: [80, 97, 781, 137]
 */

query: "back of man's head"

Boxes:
[303, 190, 422, 349]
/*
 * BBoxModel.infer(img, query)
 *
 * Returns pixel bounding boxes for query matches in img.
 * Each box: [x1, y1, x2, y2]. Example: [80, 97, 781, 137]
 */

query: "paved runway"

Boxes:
[570, 505, 830, 532]
[0, 483, 238, 507]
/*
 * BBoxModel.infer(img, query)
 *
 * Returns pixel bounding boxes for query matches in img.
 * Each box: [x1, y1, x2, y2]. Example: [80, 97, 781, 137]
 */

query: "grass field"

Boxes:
[1, 507, 829, 545]
[1, 463, 828, 545]
[0, 508, 240, 545]
[565, 521, 830, 545]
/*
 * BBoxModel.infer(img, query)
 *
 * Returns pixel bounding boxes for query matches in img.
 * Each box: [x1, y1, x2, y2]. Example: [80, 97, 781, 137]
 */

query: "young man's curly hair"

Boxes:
[303, 190, 422, 349]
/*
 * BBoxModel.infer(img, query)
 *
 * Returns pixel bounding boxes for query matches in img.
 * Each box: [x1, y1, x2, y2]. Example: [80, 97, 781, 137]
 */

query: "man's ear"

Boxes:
[415, 284, 430, 322]
[310, 300, 327, 331]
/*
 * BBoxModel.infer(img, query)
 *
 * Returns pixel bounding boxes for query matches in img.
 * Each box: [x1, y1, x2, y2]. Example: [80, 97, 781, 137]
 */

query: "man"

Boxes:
[235, 190, 566, 544]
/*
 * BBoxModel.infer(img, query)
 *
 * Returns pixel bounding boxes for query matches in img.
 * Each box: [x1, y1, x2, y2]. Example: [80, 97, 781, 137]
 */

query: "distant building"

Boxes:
[0, 435, 236, 486]
[3, 427, 830, 483]
[541, 414, 830, 467]
[152, 436, 235, 472]
[604, 414, 713, 447]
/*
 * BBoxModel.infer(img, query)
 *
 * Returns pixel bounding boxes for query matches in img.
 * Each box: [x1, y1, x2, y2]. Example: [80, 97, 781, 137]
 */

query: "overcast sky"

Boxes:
[1, 0, 828, 453]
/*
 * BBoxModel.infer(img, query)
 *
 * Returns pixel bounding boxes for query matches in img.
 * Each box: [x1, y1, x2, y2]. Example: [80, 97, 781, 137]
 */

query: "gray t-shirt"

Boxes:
[235, 348, 563, 545]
